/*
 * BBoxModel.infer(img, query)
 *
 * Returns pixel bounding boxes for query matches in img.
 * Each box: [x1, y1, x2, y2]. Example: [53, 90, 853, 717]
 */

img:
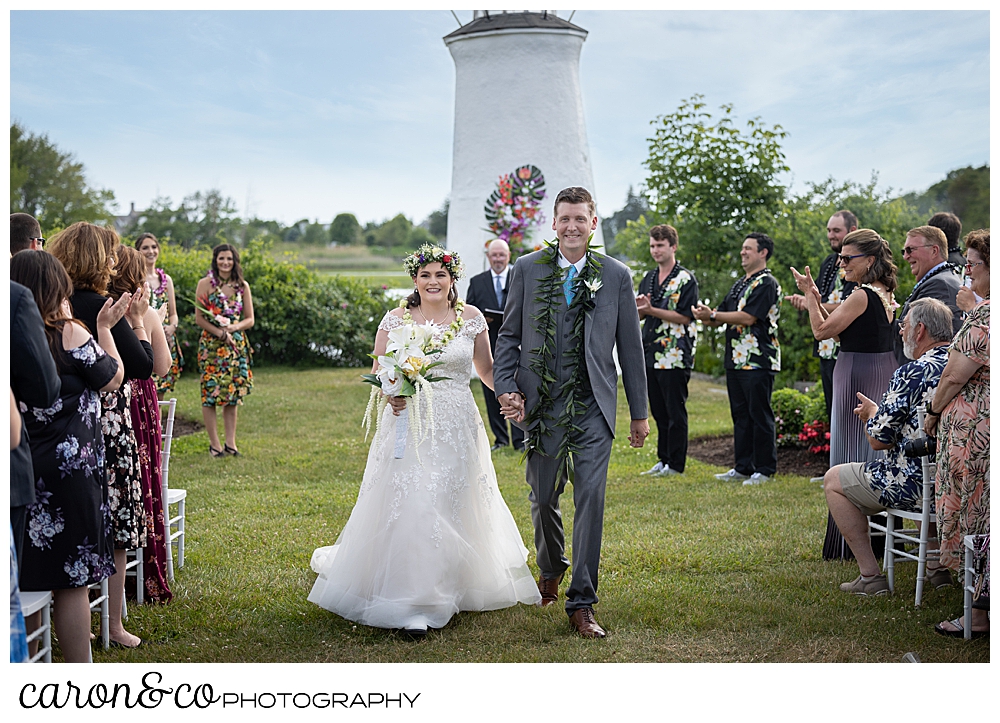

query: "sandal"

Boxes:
[934, 618, 989, 639]
[209, 446, 226, 458]
[224, 444, 241, 457]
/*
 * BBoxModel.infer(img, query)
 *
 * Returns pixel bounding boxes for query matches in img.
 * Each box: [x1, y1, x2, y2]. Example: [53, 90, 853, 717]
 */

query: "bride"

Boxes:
[308, 245, 541, 633]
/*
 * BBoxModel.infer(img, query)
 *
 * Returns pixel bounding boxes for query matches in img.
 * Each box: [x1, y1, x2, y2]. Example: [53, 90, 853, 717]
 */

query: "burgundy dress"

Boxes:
[129, 377, 172, 603]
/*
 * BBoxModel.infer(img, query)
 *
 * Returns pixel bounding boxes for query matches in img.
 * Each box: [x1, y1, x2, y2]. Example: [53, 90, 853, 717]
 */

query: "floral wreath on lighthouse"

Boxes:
[483, 164, 546, 260]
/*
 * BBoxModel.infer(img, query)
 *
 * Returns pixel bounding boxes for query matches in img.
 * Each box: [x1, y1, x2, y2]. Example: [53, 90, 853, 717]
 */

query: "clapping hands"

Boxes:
[789, 266, 821, 307]
[97, 292, 132, 330]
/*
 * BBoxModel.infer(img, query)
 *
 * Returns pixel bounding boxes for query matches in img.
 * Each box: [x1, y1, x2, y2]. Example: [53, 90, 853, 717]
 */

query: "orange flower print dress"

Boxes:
[198, 284, 253, 407]
[935, 300, 989, 571]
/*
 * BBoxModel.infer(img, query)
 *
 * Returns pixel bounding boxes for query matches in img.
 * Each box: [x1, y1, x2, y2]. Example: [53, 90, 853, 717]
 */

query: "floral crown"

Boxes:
[403, 244, 465, 279]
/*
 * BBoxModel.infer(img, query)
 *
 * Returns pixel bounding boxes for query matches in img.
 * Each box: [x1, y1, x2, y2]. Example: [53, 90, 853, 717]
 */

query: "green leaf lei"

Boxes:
[522, 234, 603, 479]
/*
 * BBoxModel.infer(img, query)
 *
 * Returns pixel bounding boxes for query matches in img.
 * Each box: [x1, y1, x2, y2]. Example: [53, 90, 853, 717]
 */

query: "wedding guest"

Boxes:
[892, 226, 963, 366]
[136, 233, 183, 398]
[464, 239, 524, 451]
[792, 229, 899, 560]
[823, 298, 951, 595]
[10, 212, 45, 254]
[49, 224, 174, 609]
[10, 279, 60, 567]
[785, 210, 858, 418]
[927, 211, 966, 267]
[109, 244, 174, 613]
[693, 233, 781, 485]
[925, 228, 989, 638]
[195, 244, 255, 457]
[636, 224, 698, 476]
[11, 250, 129, 662]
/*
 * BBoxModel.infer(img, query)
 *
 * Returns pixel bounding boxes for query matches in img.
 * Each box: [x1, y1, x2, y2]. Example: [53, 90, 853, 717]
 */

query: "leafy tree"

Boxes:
[371, 214, 412, 250]
[601, 186, 651, 257]
[424, 199, 449, 240]
[302, 221, 328, 246]
[132, 189, 240, 248]
[330, 212, 362, 245]
[641, 95, 789, 296]
[10, 123, 116, 229]
[899, 164, 989, 233]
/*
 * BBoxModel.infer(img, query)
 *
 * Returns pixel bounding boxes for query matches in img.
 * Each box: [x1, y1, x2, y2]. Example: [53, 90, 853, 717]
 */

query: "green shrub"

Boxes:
[158, 237, 393, 368]
[802, 379, 829, 425]
[772, 387, 809, 447]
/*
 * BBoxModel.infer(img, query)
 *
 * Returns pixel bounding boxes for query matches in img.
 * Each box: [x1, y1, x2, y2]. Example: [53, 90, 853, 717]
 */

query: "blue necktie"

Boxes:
[495, 275, 504, 308]
[564, 265, 577, 306]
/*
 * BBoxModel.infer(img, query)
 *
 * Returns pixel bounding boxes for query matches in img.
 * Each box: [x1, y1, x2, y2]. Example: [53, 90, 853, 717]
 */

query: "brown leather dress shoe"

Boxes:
[569, 607, 606, 638]
[536, 574, 563, 607]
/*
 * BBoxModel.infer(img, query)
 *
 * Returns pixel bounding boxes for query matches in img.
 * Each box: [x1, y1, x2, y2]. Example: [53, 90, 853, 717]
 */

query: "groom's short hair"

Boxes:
[554, 187, 596, 217]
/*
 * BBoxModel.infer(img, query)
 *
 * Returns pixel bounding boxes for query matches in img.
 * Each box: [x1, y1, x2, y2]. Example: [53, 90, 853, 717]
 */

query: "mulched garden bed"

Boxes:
[687, 434, 829, 477]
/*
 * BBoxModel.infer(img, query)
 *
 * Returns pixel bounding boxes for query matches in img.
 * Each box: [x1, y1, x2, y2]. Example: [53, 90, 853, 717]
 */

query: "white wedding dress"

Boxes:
[308, 311, 541, 630]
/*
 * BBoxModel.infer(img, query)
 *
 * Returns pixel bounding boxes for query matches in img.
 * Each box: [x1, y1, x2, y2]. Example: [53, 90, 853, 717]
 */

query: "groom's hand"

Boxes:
[498, 392, 525, 423]
[628, 418, 650, 448]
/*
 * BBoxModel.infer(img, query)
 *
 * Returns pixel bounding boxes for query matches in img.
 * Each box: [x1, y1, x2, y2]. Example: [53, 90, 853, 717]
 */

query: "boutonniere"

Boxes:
[584, 278, 603, 297]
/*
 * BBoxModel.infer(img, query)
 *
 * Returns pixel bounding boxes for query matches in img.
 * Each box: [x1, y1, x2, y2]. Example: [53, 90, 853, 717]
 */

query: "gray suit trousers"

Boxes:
[526, 400, 613, 614]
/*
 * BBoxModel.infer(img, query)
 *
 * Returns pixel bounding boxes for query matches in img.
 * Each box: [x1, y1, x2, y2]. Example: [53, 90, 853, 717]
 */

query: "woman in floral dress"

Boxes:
[109, 245, 174, 606]
[11, 250, 129, 662]
[137, 233, 183, 398]
[196, 244, 255, 457]
[925, 229, 990, 638]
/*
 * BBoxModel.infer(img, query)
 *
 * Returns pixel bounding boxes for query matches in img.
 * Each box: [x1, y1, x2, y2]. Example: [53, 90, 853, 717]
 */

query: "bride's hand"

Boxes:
[387, 395, 407, 416]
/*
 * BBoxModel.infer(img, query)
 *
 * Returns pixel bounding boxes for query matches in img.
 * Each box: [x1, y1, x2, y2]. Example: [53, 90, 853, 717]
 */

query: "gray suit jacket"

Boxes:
[493, 249, 647, 437]
[893, 267, 963, 365]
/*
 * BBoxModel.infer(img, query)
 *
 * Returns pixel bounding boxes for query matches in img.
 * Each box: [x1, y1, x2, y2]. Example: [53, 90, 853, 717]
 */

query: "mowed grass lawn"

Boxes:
[94, 368, 988, 664]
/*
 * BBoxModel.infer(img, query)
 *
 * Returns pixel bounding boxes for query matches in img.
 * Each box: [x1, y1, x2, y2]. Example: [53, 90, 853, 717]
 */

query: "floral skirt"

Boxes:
[101, 384, 147, 550]
[199, 330, 253, 406]
[154, 334, 184, 395]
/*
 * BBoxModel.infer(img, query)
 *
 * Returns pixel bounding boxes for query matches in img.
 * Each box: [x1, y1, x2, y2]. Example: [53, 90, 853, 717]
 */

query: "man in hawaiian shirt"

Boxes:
[636, 224, 699, 476]
[692, 233, 781, 485]
[822, 298, 953, 595]
[784, 210, 858, 418]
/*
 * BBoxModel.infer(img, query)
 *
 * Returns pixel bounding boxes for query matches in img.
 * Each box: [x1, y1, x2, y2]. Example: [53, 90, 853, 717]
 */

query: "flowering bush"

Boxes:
[483, 164, 546, 259]
[772, 387, 807, 447]
[160, 237, 393, 366]
[799, 419, 831, 455]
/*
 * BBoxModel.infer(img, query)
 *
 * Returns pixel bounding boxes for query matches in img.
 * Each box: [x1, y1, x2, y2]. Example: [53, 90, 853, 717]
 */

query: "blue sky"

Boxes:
[10, 9, 989, 227]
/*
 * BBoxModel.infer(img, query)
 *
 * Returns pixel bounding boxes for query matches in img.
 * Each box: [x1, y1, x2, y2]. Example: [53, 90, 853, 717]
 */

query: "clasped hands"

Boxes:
[496, 391, 650, 448]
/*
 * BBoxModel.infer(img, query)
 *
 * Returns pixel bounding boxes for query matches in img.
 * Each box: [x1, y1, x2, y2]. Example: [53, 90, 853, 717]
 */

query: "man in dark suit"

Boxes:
[494, 187, 649, 638]
[892, 226, 963, 366]
[464, 239, 524, 451]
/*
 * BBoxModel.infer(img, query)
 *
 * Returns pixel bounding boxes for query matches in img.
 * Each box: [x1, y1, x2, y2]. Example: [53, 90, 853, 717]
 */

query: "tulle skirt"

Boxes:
[308, 388, 541, 630]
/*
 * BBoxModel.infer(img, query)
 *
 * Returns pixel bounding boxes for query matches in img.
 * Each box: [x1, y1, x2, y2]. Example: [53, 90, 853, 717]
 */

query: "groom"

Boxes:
[493, 186, 649, 638]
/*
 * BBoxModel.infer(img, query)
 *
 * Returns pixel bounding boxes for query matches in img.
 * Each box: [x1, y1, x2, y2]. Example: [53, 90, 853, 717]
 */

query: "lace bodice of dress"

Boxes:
[378, 311, 487, 388]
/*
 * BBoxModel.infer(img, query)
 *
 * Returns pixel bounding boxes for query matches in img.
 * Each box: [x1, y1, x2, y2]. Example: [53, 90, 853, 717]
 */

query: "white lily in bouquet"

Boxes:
[362, 322, 452, 458]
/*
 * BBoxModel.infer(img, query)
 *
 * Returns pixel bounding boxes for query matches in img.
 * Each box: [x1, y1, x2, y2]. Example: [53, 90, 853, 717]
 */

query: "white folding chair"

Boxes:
[868, 409, 939, 606]
[20, 591, 53, 663]
[124, 546, 144, 609]
[87, 578, 110, 649]
[159, 398, 185, 580]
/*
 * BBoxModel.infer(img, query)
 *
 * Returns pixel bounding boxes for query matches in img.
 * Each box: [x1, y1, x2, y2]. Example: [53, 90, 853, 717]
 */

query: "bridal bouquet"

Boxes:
[361, 323, 451, 458]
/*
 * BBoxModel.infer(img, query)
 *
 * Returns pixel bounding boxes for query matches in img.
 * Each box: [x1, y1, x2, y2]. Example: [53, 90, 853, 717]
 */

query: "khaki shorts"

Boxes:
[838, 462, 886, 516]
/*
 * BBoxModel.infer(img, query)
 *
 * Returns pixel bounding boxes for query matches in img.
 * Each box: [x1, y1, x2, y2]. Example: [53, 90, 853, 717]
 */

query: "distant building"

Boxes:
[114, 202, 142, 236]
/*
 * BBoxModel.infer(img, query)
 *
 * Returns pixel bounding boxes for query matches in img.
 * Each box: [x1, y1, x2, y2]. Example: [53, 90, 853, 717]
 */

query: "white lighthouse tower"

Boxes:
[443, 11, 602, 292]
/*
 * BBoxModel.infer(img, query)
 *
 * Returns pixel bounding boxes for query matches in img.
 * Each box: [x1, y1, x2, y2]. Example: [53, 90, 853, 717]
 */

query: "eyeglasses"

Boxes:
[838, 253, 867, 265]
[965, 260, 985, 270]
[30, 237, 46, 248]
[902, 244, 934, 256]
